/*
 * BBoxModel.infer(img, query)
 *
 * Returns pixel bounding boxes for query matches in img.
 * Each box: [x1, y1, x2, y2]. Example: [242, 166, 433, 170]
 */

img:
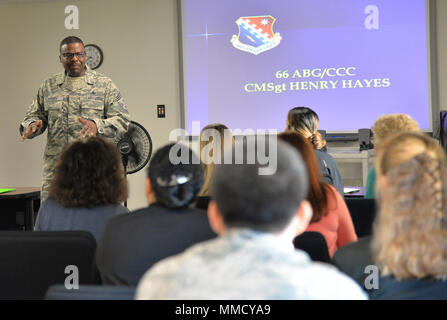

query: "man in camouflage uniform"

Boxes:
[20, 36, 130, 200]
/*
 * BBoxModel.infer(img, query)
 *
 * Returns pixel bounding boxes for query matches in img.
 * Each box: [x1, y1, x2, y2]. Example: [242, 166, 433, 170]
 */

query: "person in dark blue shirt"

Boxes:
[286, 106, 344, 196]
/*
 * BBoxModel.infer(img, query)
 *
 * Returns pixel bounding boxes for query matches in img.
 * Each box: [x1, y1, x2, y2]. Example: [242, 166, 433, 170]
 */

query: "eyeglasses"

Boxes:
[62, 52, 86, 60]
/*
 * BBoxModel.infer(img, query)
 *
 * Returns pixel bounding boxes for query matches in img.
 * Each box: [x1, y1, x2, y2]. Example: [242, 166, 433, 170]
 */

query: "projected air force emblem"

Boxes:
[231, 15, 282, 55]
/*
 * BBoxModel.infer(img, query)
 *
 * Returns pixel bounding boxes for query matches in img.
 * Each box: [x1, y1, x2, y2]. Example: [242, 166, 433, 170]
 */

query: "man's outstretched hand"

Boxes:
[21, 120, 44, 141]
[79, 117, 98, 138]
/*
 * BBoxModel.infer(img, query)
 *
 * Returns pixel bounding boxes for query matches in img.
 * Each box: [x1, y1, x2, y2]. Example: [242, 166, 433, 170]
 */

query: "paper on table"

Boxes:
[344, 187, 360, 194]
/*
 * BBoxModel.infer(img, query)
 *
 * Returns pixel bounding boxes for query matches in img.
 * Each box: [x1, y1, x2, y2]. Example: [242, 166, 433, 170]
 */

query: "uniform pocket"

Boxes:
[81, 104, 104, 120]
[44, 98, 65, 155]
[44, 97, 63, 113]
[44, 99, 63, 134]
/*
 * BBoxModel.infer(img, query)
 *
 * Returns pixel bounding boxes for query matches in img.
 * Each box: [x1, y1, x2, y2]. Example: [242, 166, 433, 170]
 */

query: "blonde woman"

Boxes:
[196, 124, 234, 208]
[370, 132, 447, 299]
[287, 107, 344, 196]
[365, 114, 420, 198]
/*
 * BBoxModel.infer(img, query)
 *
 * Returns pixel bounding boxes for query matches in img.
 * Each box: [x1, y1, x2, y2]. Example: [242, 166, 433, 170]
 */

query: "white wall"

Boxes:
[0, 0, 181, 210]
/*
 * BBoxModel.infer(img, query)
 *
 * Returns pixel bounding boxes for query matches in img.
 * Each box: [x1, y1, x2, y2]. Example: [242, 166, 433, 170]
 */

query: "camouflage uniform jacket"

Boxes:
[20, 68, 130, 199]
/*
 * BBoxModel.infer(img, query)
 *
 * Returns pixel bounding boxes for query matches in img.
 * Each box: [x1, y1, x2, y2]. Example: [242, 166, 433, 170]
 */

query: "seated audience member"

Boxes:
[136, 141, 367, 299]
[369, 132, 447, 299]
[195, 123, 234, 209]
[286, 106, 344, 196]
[334, 130, 432, 292]
[34, 137, 128, 242]
[279, 132, 357, 257]
[364, 114, 419, 198]
[96, 143, 216, 286]
[332, 236, 374, 289]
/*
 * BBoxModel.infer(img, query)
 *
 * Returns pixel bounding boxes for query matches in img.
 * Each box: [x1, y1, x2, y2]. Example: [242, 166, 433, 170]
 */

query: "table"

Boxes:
[0, 187, 40, 230]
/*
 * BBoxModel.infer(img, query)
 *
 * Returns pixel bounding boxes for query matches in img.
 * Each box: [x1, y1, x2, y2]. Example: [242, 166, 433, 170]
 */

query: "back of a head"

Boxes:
[199, 123, 234, 196]
[148, 143, 203, 209]
[287, 107, 326, 149]
[377, 131, 439, 176]
[372, 113, 420, 147]
[49, 137, 128, 208]
[373, 131, 447, 279]
[278, 131, 331, 222]
[210, 140, 309, 233]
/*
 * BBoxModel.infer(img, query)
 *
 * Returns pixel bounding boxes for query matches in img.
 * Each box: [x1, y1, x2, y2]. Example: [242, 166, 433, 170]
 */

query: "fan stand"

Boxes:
[122, 155, 129, 208]
[116, 121, 153, 209]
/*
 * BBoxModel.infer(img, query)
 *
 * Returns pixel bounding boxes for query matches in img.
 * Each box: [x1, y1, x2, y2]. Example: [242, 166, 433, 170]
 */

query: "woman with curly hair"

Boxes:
[364, 114, 420, 198]
[286, 107, 344, 196]
[279, 131, 357, 257]
[34, 137, 128, 241]
[370, 132, 447, 299]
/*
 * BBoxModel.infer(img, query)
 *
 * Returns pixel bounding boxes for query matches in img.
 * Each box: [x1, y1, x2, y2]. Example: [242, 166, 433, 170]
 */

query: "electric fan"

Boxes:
[115, 121, 153, 175]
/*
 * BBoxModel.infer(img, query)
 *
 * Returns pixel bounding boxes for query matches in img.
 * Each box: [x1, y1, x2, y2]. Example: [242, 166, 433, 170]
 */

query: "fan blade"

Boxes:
[121, 121, 153, 174]
[127, 125, 137, 137]
[128, 148, 140, 165]
[121, 154, 129, 170]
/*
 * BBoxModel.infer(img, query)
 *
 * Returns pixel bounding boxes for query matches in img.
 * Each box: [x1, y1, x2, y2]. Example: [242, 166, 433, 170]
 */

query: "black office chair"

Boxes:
[0, 231, 99, 299]
[293, 231, 331, 263]
[439, 110, 447, 152]
[45, 284, 136, 300]
[344, 198, 377, 238]
[194, 196, 211, 210]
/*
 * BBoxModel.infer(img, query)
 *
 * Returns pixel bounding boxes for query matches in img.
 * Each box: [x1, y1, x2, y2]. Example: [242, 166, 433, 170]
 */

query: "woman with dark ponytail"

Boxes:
[96, 143, 216, 286]
[286, 107, 344, 196]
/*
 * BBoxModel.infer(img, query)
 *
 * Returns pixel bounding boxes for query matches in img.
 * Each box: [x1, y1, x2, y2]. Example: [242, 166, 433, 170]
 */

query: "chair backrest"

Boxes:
[45, 284, 136, 300]
[439, 110, 447, 149]
[293, 231, 331, 263]
[0, 231, 99, 299]
[344, 198, 377, 238]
